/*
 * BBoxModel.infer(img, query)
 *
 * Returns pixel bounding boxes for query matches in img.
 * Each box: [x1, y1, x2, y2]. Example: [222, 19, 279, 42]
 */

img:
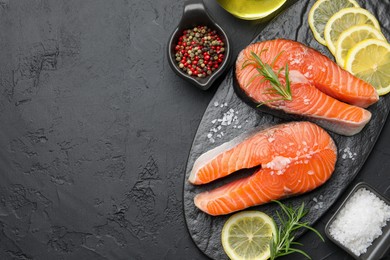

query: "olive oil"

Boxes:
[217, 0, 286, 20]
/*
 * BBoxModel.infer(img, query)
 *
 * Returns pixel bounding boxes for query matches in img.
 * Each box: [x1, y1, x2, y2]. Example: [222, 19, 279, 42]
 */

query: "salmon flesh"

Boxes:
[235, 39, 378, 136]
[189, 122, 337, 216]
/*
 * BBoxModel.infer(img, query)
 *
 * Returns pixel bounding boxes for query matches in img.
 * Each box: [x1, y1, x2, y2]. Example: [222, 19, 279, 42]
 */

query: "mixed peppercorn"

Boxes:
[174, 25, 225, 78]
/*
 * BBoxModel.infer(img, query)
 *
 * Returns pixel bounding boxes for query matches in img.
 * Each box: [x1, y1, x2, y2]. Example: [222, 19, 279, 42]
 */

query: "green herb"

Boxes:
[270, 200, 324, 259]
[242, 50, 292, 105]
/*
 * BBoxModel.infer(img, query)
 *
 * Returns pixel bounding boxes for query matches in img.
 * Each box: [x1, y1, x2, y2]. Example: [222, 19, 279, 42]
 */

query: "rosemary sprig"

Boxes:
[270, 201, 324, 260]
[242, 50, 292, 105]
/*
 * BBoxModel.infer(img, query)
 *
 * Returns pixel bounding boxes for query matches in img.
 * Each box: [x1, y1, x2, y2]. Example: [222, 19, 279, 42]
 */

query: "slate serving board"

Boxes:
[183, 0, 390, 259]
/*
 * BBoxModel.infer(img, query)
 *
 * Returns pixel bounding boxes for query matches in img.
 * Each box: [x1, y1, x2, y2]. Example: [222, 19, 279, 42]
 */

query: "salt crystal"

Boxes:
[206, 106, 242, 140]
[291, 59, 302, 65]
[328, 188, 390, 256]
[207, 133, 212, 138]
[237, 125, 242, 129]
[265, 156, 291, 171]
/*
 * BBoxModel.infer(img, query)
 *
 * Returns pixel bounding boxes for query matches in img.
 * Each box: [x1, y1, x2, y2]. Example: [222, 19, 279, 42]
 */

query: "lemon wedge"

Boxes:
[345, 39, 390, 96]
[324, 7, 381, 55]
[308, 0, 359, 46]
[221, 211, 277, 260]
[216, 0, 286, 20]
[335, 25, 386, 67]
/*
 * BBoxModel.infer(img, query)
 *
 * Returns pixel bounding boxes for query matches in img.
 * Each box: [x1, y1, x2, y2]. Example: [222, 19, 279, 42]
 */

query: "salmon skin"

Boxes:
[235, 39, 378, 136]
[190, 121, 337, 216]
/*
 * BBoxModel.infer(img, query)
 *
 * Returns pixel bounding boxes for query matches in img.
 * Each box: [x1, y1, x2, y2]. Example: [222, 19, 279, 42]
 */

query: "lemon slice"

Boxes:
[335, 25, 386, 67]
[308, 0, 359, 45]
[345, 39, 390, 96]
[324, 7, 381, 55]
[221, 211, 277, 260]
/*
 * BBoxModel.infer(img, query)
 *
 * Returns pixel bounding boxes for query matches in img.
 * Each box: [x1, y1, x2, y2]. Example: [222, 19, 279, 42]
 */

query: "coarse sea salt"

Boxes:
[312, 194, 325, 209]
[341, 146, 357, 160]
[328, 188, 390, 256]
[207, 104, 241, 143]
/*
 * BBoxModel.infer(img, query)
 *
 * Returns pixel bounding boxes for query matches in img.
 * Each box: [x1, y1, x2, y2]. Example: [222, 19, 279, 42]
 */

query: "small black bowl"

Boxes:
[325, 182, 390, 260]
[167, 0, 231, 90]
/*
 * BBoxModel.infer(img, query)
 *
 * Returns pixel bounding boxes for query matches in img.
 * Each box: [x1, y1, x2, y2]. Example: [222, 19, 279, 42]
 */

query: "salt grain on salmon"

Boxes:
[328, 188, 390, 256]
[190, 121, 337, 216]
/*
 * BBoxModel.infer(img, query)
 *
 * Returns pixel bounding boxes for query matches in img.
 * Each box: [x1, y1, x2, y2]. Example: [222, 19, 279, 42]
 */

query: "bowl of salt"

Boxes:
[325, 182, 390, 260]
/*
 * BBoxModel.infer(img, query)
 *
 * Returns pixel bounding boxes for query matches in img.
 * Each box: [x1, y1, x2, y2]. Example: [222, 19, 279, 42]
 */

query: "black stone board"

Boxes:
[184, 0, 390, 259]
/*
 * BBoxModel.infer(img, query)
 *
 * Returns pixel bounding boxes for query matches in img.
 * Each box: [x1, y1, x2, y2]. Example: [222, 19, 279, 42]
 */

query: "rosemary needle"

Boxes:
[242, 50, 293, 105]
[270, 201, 324, 260]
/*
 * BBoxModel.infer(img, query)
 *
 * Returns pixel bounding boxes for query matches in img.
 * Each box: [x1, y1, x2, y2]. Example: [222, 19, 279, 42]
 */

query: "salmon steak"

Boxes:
[235, 39, 378, 136]
[189, 121, 337, 216]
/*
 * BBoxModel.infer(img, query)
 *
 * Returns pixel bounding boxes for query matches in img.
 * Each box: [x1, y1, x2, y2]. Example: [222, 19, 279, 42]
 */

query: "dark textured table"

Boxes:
[0, 1, 389, 259]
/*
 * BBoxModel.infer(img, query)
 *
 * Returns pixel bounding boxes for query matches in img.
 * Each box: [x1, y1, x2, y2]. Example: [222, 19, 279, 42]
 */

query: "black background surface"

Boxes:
[0, 0, 389, 259]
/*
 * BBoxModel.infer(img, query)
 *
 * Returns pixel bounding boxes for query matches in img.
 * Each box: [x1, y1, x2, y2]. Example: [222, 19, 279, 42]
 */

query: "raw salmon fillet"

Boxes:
[189, 122, 337, 216]
[235, 39, 378, 136]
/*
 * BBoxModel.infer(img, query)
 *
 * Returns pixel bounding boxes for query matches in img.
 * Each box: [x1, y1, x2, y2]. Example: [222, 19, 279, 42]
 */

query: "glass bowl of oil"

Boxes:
[216, 0, 286, 20]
